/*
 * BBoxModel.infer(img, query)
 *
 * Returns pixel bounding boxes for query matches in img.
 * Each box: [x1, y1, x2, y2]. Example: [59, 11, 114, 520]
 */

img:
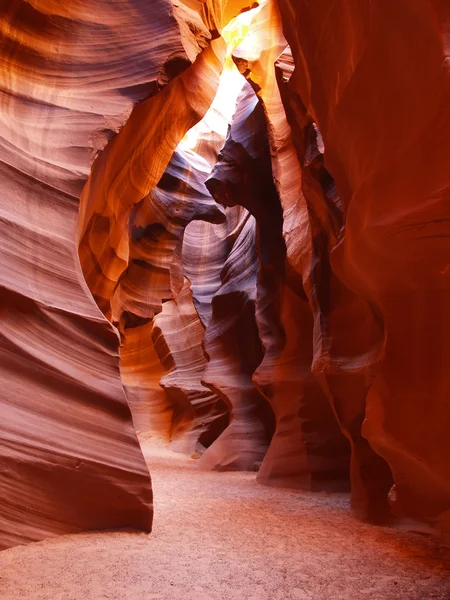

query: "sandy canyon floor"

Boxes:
[1, 444, 450, 600]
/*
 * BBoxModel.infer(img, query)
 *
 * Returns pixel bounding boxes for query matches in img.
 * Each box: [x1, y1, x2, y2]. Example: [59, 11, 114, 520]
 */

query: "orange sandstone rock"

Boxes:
[0, 0, 254, 550]
[276, 0, 450, 532]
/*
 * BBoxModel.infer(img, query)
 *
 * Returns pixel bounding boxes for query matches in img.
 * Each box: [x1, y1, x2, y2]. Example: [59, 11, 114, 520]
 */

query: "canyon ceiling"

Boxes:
[1, 0, 450, 550]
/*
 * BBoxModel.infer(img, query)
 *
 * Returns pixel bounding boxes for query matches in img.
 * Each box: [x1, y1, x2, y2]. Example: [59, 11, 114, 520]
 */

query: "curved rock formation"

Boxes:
[275, 0, 450, 532]
[117, 145, 227, 452]
[120, 324, 171, 439]
[77, 1, 258, 454]
[0, 0, 257, 550]
[279, 52, 393, 518]
[78, 37, 227, 317]
[153, 279, 229, 455]
[3, 0, 450, 552]
[230, 1, 395, 516]
[206, 74, 350, 488]
[199, 207, 272, 470]
[0, 0, 201, 549]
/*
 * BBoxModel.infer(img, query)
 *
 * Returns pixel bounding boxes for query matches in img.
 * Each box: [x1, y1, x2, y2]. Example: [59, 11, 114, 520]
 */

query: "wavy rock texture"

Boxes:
[274, 48, 393, 520]
[231, 2, 393, 515]
[0, 0, 256, 550]
[207, 74, 349, 488]
[183, 217, 233, 327]
[3, 0, 450, 552]
[117, 145, 227, 451]
[0, 0, 202, 549]
[199, 206, 272, 470]
[78, 37, 227, 316]
[153, 279, 229, 455]
[184, 203, 273, 470]
[77, 1, 256, 451]
[120, 324, 171, 439]
[184, 206, 272, 470]
[275, 0, 450, 534]
[234, 2, 392, 516]
[78, 1, 257, 317]
[167, 80, 271, 469]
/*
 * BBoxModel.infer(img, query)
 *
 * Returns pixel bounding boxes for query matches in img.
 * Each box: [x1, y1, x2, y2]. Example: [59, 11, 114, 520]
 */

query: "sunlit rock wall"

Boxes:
[0, 0, 256, 550]
[232, 2, 393, 518]
[205, 79, 349, 487]
[3, 0, 450, 550]
[275, 0, 450, 534]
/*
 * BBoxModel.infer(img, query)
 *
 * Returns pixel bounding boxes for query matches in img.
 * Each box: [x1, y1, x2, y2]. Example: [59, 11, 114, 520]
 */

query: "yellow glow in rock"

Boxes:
[179, 3, 264, 154]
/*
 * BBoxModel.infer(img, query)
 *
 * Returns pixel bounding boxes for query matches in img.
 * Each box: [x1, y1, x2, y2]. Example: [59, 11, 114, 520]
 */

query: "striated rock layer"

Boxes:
[77, 1, 259, 458]
[3, 0, 450, 550]
[275, 0, 450, 534]
[233, 1, 392, 517]
[206, 78, 349, 487]
[0, 0, 256, 550]
[127, 146, 228, 452]
[274, 48, 394, 520]
[0, 0, 188, 549]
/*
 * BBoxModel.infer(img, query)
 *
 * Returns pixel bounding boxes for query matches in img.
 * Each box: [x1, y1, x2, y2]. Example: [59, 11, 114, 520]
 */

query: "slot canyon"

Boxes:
[1, 0, 450, 598]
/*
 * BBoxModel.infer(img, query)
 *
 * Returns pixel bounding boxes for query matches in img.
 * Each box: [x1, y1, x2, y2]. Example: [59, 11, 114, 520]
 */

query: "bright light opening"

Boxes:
[178, 4, 263, 160]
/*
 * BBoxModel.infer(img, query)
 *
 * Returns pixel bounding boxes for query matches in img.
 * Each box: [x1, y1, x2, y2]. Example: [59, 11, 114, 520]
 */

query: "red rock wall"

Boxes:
[274, 47, 394, 521]
[0, 0, 192, 549]
[3, 0, 450, 549]
[275, 0, 450, 533]
[206, 79, 350, 487]
[0, 0, 255, 550]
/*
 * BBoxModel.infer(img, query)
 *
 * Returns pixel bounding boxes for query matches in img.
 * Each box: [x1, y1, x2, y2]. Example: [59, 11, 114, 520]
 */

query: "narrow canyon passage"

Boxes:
[1, 445, 449, 600]
[3, 0, 450, 597]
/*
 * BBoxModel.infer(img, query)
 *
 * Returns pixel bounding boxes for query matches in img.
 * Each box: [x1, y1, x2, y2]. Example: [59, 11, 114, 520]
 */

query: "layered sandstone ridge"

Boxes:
[2, 0, 450, 551]
[275, 0, 450, 536]
[0, 0, 256, 550]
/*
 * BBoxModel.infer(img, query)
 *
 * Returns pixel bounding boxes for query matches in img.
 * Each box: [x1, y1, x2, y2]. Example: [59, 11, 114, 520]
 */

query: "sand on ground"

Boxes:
[1, 443, 450, 600]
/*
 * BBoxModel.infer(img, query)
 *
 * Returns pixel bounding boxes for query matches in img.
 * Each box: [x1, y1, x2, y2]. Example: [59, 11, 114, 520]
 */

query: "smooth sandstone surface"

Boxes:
[0, 0, 255, 549]
[237, 4, 393, 518]
[206, 77, 350, 488]
[275, 0, 450, 534]
[2, 0, 450, 554]
[0, 0, 189, 549]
